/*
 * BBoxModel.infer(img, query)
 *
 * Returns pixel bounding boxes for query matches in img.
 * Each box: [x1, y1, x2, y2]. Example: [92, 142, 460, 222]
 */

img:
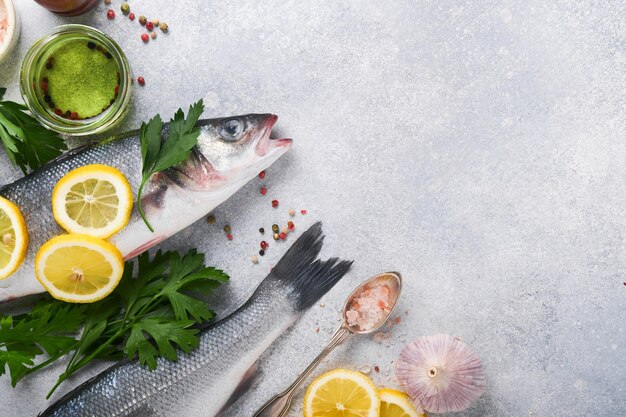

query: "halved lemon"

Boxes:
[303, 368, 380, 417]
[35, 234, 124, 303]
[379, 388, 426, 417]
[52, 164, 132, 239]
[0, 196, 28, 280]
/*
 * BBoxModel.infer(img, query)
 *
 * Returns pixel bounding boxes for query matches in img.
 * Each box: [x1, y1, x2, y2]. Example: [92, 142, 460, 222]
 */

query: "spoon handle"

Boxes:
[253, 326, 352, 417]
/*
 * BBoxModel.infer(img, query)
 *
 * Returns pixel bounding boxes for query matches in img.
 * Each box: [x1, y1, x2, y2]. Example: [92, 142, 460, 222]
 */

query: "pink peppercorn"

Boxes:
[260, 186, 267, 195]
[226, 234, 233, 240]
[258, 171, 266, 179]
[137, 76, 145, 86]
[260, 241, 269, 250]
[129, 12, 135, 20]
[146, 21, 154, 31]
[279, 232, 287, 240]
[107, 9, 115, 19]
[272, 200, 279, 208]
[287, 221, 295, 231]
[301, 209, 307, 215]
[141, 33, 149, 43]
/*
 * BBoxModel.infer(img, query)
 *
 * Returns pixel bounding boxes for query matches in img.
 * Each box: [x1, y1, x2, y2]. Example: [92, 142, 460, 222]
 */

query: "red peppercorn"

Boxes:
[114, 85, 120, 95]
[107, 9, 115, 19]
[70, 112, 78, 120]
[260, 186, 267, 195]
[260, 241, 269, 250]
[54, 108, 62, 116]
[137, 76, 145, 86]
[287, 221, 295, 231]
[129, 12, 135, 20]
[141, 33, 149, 43]
[374, 365, 380, 373]
[272, 199, 279, 208]
[258, 170, 266, 179]
[226, 234, 233, 240]
[301, 209, 307, 215]
[279, 232, 287, 240]
[146, 21, 154, 31]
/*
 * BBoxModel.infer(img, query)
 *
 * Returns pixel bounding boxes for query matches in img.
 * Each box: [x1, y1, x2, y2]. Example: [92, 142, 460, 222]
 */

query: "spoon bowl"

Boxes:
[343, 271, 402, 334]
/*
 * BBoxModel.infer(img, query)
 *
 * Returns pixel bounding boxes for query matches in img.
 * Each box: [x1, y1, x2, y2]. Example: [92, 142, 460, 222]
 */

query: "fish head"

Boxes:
[166, 114, 292, 191]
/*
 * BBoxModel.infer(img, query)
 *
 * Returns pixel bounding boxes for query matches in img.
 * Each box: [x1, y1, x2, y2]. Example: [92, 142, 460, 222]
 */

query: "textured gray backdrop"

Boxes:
[0, 1, 624, 416]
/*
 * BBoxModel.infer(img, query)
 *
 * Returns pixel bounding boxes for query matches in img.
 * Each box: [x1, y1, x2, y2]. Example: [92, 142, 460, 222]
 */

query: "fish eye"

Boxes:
[219, 118, 245, 141]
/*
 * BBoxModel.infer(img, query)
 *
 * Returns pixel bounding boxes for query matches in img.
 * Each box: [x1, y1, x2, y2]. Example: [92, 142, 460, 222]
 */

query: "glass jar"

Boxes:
[20, 24, 132, 136]
[33, 0, 99, 16]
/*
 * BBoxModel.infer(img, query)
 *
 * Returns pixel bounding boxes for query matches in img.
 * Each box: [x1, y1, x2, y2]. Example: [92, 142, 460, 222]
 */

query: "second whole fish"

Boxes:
[40, 222, 352, 417]
[0, 114, 292, 302]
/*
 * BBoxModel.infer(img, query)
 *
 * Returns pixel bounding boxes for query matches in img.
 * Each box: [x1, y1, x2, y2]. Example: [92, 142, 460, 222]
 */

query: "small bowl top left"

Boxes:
[0, 0, 21, 63]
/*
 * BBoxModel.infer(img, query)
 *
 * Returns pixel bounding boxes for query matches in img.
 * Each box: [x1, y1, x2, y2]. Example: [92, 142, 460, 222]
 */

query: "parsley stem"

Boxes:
[137, 178, 155, 232]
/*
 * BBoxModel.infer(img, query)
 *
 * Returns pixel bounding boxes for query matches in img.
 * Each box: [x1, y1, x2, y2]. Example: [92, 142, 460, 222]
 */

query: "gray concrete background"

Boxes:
[1, 1, 625, 416]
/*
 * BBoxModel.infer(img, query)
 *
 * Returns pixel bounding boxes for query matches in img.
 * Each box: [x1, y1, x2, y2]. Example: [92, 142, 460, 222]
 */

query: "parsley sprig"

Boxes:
[0, 87, 67, 173]
[138, 100, 205, 231]
[0, 249, 228, 397]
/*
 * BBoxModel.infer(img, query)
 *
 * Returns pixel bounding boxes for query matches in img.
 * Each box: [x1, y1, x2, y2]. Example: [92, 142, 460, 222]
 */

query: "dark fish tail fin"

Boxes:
[267, 222, 353, 311]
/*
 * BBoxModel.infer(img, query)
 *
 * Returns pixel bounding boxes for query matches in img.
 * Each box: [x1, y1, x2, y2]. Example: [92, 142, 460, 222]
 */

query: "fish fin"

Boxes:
[265, 222, 353, 311]
[215, 362, 261, 417]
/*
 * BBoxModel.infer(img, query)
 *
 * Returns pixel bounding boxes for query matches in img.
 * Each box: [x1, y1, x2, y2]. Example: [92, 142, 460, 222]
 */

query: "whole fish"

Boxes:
[0, 114, 292, 302]
[40, 222, 351, 417]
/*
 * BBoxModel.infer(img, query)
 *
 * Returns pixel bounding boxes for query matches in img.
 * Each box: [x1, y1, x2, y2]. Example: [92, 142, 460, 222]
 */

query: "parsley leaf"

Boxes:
[137, 100, 205, 231]
[0, 87, 67, 173]
[0, 249, 228, 397]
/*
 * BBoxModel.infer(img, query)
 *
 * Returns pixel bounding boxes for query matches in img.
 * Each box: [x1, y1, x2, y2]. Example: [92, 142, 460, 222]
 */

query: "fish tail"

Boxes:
[265, 222, 353, 311]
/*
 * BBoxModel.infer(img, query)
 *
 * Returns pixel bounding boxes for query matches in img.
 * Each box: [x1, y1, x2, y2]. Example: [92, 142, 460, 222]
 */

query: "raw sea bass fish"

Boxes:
[41, 223, 352, 417]
[0, 114, 291, 302]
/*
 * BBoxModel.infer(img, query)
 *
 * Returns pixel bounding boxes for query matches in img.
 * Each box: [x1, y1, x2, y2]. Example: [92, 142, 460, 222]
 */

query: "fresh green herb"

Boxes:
[0, 249, 228, 397]
[0, 87, 67, 174]
[137, 100, 205, 231]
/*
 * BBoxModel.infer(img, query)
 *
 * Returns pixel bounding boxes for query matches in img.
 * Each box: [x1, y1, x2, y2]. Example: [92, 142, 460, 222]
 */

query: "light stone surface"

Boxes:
[1, 1, 625, 416]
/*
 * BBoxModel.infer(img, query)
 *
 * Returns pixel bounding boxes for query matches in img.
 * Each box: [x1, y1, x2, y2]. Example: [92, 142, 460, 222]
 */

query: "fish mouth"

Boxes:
[255, 114, 293, 156]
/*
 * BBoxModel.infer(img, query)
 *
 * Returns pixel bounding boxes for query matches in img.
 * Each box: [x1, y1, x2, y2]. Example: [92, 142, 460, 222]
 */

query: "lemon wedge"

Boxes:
[0, 196, 28, 280]
[303, 368, 380, 417]
[35, 234, 124, 303]
[380, 388, 426, 417]
[52, 164, 132, 239]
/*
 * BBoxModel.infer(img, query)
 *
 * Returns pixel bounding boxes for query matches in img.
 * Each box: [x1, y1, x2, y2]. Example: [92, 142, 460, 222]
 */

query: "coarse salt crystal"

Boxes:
[345, 283, 392, 332]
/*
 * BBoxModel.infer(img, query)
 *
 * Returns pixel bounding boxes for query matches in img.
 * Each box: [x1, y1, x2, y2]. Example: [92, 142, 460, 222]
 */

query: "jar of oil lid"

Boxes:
[20, 25, 132, 136]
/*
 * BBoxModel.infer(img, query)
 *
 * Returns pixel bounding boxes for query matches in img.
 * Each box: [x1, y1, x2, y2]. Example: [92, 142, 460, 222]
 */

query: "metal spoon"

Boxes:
[253, 271, 403, 417]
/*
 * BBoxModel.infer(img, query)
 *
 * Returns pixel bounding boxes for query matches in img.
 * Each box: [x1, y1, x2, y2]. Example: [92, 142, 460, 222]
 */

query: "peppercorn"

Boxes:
[120, 2, 130, 14]
[288, 209, 295, 217]
[71, 112, 78, 120]
[251, 255, 259, 264]
[258, 171, 266, 179]
[301, 209, 307, 215]
[129, 12, 135, 21]
[281, 227, 289, 234]
[107, 9, 115, 19]
[139, 15, 147, 25]
[151, 18, 160, 26]
[87, 42, 96, 50]
[137, 76, 145, 86]
[223, 225, 232, 233]
[146, 21, 154, 31]
[159, 22, 169, 32]
[260, 241, 269, 250]
[271, 224, 279, 233]
[259, 227, 265, 234]
[259, 249, 265, 256]
[104, 0, 111, 4]
[273, 233, 280, 241]
[226, 234, 233, 240]
[279, 232, 287, 240]
[150, 31, 157, 40]
[41, 80, 48, 91]
[260, 186, 267, 195]
[287, 221, 295, 231]
[207, 215, 216, 224]
[54, 108, 62, 116]
[141, 33, 149, 43]
[272, 199, 279, 208]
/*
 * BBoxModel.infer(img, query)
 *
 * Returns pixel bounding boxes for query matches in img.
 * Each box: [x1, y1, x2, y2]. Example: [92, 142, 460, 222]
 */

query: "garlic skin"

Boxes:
[395, 334, 486, 413]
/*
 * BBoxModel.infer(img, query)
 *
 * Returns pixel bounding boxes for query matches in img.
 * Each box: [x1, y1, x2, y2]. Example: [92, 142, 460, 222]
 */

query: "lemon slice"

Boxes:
[380, 388, 426, 417]
[0, 196, 28, 280]
[303, 368, 380, 417]
[52, 164, 132, 239]
[35, 234, 124, 303]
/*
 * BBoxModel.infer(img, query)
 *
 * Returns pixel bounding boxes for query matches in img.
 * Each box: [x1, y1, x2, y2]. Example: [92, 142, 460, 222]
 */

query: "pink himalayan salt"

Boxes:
[346, 283, 391, 331]
[0, 1, 6, 45]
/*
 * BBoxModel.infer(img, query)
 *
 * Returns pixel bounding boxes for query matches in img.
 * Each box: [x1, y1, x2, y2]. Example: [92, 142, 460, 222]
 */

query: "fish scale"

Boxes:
[41, 223, 353, 417]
